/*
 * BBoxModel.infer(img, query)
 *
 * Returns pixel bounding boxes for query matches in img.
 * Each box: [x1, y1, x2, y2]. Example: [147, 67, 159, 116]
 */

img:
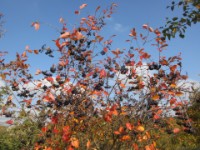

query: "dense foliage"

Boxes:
[0, 3, 199, 150]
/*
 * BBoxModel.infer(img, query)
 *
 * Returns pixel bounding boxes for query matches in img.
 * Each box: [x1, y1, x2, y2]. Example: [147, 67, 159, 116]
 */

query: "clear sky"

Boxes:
[0, 0, 200, 81]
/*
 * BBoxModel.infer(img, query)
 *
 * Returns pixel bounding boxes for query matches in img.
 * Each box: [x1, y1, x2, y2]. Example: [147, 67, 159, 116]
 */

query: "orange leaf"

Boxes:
[71, 137, 79, 148]
[129, 28, 137, 37]
[170, 98, 176, 105]
[170, 65, 177, 72]
[160, 59, 168, 66]
[121, 135, 131, 141]
[126, 122, 133, 130]
[152, 94, 160, 101]
[173, 128, 180, 134]
[35, 69, 42, 75]
[34, 50, 39, 54]
[76, 31, 84, 40]
[60, 32, 70, 39]
[120, 83, 126, 88]
[132, 143, 139, 150]
[86, 140, 91, 149]
[80, 4, 87, 9]
[31, 22, 40, 30]
[176, 91, 183, 97]
[22, 51, 27, 58]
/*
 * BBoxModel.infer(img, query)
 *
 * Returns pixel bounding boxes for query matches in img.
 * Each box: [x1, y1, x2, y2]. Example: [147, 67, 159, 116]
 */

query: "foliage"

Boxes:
[162, 0, 200, 40]
[0, 119, 40, 150]
[0, 3, 194, 150]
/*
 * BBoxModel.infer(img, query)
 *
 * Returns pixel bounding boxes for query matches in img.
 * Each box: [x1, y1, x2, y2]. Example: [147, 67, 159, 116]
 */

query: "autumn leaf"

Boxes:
[6, 119, 13, 125]
[31, 22, 40, 30]
[137, 126, 145, 132]
[176, 91, 183, 96]
[33, 50, 39, 54]
[22, 51, 27, 58]
[95, 6, 101, 12]
[59, 17, 64, 23]
[126, 122, 133, 130]
[170, 65, 177, 72]
[132, 143, 139, 150]
[86, 140, 91, 149]
[142, 24, 148, 29]
[80, 4, 87, 9]
[170, 98, 176, 105]
[75, 31, 84, 40]
[121, 135, 131, 141]
[173, 128, 180, 134]
[71, 137, 79, 148]
[74, 10, 80, 14]
[99, 69, 107, 78]
[60, 32, 70, 39]
[129, 28, 137, 37]
[152, 94, 160, 101]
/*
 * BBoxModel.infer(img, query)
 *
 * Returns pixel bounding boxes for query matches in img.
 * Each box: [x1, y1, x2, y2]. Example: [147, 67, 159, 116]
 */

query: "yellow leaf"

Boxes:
[137, 126, 145, 132]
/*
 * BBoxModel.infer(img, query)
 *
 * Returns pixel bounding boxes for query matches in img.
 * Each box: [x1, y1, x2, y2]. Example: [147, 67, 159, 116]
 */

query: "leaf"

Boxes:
[35, 69, 41, 75]
[74, 10, 80, 14]
[60, 32, 70, 39]
[95, 6, 101, 12]
[170, 98, 177, 105]
[153, 114, 160, 120]
[173, 128, 180, 134]
[152, 94, 160, 101]
[99, 69, 107, 78]
[137, 126, 145, 132]
[59, 17, 64, 23]
[121, 135, 131, 141]
[129, 28, 137, 37]
[132, 143, 139, 150]
[71, 137, 79, 148]
[170, 65, 177, 72]
[34, 50, 39, 54]
[86, 140, 91, 149]
[126, 122, 133, 130]
[22, 51, 27, 58]
[142, 24, 148, 29]
[76, 31, 84, 40]
[176, 91, 183, 96]
[63, 126, 70, 134]
[80, 4, 87, 9]
[31, 22, 40, 30]
[6, 119, 13, 125]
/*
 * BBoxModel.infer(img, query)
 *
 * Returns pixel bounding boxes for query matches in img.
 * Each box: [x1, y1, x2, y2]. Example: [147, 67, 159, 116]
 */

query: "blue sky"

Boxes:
[0, 0, 200, 81]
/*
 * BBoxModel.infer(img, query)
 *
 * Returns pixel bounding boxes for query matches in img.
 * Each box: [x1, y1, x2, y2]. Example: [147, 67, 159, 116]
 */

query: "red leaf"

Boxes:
[75, 10, 80, 14]
[99, 69, 107, 78]
[6, 119, 13, 125]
